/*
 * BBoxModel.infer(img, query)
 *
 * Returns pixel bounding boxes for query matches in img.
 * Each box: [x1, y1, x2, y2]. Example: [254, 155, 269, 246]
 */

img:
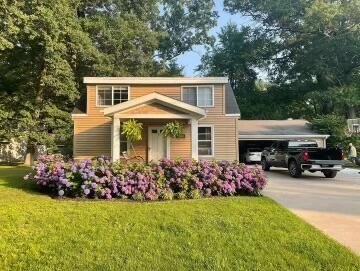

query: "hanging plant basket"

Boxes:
[161, 121, 184, 138]
[121, 119, 143, 155]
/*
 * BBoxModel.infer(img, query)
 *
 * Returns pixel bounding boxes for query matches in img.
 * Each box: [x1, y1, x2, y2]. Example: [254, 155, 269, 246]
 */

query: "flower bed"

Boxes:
[24, 155, 267, 200]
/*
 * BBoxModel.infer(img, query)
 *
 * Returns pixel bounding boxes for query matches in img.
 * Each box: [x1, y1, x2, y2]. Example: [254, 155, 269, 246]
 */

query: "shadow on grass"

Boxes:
[0, 166, 43, 195]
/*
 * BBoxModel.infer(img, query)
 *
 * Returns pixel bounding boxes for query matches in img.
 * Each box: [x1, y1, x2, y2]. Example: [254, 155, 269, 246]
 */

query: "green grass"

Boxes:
[0, 166, 359, 271]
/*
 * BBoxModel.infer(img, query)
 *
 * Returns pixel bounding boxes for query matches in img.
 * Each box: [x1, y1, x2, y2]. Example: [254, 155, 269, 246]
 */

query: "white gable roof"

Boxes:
[84, 77, 228, 84]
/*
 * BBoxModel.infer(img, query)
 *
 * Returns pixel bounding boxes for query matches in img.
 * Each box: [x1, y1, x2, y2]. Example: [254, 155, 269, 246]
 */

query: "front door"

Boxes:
[148, 127, 167, 161]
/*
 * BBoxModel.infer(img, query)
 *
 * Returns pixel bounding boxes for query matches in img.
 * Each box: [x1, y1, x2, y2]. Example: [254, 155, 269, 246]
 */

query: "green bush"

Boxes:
[132, 192, 145, 201]
[309, 115, 347, 147]
[188, 189, 202, 199]
[175, 191, 187, 200]
[159, 190, 174, 201]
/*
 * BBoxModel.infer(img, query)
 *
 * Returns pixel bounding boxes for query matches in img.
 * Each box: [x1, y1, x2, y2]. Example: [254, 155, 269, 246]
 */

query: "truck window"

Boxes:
[288, 141, 318, 148]
[278, 141, 288, 150]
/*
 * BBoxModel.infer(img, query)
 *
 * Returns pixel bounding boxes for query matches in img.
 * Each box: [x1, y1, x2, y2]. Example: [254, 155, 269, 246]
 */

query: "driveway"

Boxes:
[264, 167, 360, 255]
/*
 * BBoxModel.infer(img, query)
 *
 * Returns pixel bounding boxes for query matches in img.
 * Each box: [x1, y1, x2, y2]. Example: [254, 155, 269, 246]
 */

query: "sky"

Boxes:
[176, 0, 252, 76]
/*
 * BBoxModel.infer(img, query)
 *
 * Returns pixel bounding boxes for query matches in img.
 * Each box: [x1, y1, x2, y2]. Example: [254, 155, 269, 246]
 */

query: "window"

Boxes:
[198, 126, 213, 156]
[353, 124, 359, 134]
[182, 87, 197, 105]
[182, 86, 213, 107]
[120, 123, 128, 154]
[97, 86, 129, 106]
[97, 86, 112, 106]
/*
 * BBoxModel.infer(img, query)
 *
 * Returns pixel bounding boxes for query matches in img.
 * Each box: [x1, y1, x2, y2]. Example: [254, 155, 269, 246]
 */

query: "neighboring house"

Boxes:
[347, 118, 360, 134]
[0, 139, 27, 163]
[0, 139, 46, 164]
[71, 77, 240, 162]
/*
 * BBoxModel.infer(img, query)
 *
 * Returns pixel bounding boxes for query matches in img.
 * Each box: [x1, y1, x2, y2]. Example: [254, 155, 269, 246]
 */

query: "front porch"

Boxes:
[103, 93, 206, 162]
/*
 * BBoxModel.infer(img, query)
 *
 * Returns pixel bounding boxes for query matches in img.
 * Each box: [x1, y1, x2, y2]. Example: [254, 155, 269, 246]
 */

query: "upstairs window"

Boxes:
[182, 86, 214, 107]
[97, 86, 129, 106]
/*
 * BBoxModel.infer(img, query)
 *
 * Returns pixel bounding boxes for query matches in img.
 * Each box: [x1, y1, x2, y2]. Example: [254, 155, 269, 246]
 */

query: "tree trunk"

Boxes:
[24, 152, 35, 166]
[348, 106, 356, 119]
[24, 144, 36, 166]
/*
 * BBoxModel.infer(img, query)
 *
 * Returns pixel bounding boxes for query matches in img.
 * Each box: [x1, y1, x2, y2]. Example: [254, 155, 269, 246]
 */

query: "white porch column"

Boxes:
[112, 117, 121, 161]
[190, 118, 198, 161]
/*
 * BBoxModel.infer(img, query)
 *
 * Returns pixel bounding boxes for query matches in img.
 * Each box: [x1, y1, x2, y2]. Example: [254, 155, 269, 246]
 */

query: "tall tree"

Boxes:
[0, 0, 100, 158]
[199, 24, 279, 119]
[0, 0, 217, 160]
[223, 0, 360, 119]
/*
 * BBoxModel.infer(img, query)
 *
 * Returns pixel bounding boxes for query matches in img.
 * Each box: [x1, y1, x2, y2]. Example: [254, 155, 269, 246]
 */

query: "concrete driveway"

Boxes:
[264, 167, 360, 255]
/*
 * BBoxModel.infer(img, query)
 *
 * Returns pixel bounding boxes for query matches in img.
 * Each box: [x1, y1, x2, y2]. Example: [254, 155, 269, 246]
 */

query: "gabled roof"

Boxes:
[103, 92, 206, 118]
[84, 77, 228, 84]
[225, 84, 240, 116]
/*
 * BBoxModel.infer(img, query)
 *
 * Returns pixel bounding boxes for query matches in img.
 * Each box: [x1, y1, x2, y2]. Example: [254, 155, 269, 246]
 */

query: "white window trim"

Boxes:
[181, 85, 215, 108]
[198, 124, 214, 157]
[96, 85, 131, 107]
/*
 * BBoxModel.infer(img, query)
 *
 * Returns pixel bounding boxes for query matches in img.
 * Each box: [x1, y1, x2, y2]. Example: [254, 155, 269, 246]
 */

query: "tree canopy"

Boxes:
[0, 0, 217, 153]
[201, 0, 360, 120]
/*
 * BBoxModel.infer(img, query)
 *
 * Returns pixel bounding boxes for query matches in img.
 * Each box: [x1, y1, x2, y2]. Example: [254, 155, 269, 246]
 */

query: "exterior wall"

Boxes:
[121, 103, 184, 115]
[73, 85, 112, 160]
[73, 83, 238, 161]
[199, 117, 238, 161]
[198, 84, 238, 161]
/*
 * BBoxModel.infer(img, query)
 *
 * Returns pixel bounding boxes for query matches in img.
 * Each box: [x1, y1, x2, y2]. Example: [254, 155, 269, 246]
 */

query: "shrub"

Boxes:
[25, 155, 267, 201]
[175, 191, 187, 200]
[188, 189, 202, 199]
[159, 189, 174, 201]
[132, 192, 145, 201]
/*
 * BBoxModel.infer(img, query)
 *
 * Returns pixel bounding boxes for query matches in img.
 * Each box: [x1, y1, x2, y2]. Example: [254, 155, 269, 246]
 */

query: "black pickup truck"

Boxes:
[261, 140, 344, 178]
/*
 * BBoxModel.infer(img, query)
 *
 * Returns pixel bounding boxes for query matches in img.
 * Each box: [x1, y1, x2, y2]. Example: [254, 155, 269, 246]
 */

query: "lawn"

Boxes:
[0, 166, 359, 271]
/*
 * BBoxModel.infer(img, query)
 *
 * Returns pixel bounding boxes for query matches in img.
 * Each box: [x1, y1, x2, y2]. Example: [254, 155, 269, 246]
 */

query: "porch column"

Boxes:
[112, 117, 120, 161]
[190, 118, 198, 161]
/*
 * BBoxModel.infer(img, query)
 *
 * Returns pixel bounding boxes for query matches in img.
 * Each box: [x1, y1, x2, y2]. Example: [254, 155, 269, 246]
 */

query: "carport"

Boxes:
[238, 119, 329, 162]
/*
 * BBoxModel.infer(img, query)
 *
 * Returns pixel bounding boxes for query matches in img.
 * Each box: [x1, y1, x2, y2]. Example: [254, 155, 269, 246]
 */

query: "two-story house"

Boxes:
[71, 77, 240, 162]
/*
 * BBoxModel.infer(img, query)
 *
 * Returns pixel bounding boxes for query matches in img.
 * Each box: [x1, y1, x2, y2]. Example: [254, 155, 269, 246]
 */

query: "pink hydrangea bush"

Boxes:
[158, 159, 266, 196]
[24, 155, 267, 200]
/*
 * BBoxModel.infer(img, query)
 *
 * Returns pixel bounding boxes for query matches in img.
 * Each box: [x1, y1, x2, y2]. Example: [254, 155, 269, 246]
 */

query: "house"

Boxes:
[71, 77, 241, 162]
[347, 118, 360, 134]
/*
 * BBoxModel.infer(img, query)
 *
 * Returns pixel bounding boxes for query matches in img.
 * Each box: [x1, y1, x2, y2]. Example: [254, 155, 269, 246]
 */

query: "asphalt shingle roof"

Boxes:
[225, 84, 241, 115]
[238, 119, 324, 136]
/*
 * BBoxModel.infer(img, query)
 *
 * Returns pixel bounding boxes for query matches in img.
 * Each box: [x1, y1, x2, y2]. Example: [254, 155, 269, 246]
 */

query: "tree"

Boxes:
[0, 0, 217, 162]
[0, 0, 99, 161]
[309, 115, 347, 147]
[209, 0, 360, 119]
[199, 24, 284, 119]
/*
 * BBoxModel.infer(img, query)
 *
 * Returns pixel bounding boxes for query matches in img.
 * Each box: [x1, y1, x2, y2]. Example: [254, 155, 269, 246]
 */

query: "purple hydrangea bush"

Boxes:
[24, 155, 267, 200]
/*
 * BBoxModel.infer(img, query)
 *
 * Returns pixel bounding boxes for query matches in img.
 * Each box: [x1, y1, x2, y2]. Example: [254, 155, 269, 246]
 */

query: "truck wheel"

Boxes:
[288, 161, 302, 178]
[261, 158, 270, 171]
[323, 170, 337, 178]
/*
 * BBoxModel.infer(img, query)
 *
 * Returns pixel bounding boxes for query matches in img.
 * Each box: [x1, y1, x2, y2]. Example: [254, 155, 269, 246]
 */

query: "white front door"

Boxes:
[148, 127, 167, 161]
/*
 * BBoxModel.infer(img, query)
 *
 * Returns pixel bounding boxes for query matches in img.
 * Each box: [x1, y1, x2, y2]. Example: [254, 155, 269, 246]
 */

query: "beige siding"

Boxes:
[121, 102, 184, 115]
[199, 116, 238, 161]
[170, 122, 191, 160]
[73, 118, 112, 160]
[130, 84, 181, 100]
[73, 83, 237, 161]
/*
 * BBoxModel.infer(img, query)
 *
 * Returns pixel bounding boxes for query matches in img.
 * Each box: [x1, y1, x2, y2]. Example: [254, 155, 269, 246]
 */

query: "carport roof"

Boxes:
[238, 119, 329, 138]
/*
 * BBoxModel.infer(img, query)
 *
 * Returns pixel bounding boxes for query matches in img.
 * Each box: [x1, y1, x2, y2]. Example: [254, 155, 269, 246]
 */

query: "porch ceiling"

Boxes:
[103, 93, 206, 119]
